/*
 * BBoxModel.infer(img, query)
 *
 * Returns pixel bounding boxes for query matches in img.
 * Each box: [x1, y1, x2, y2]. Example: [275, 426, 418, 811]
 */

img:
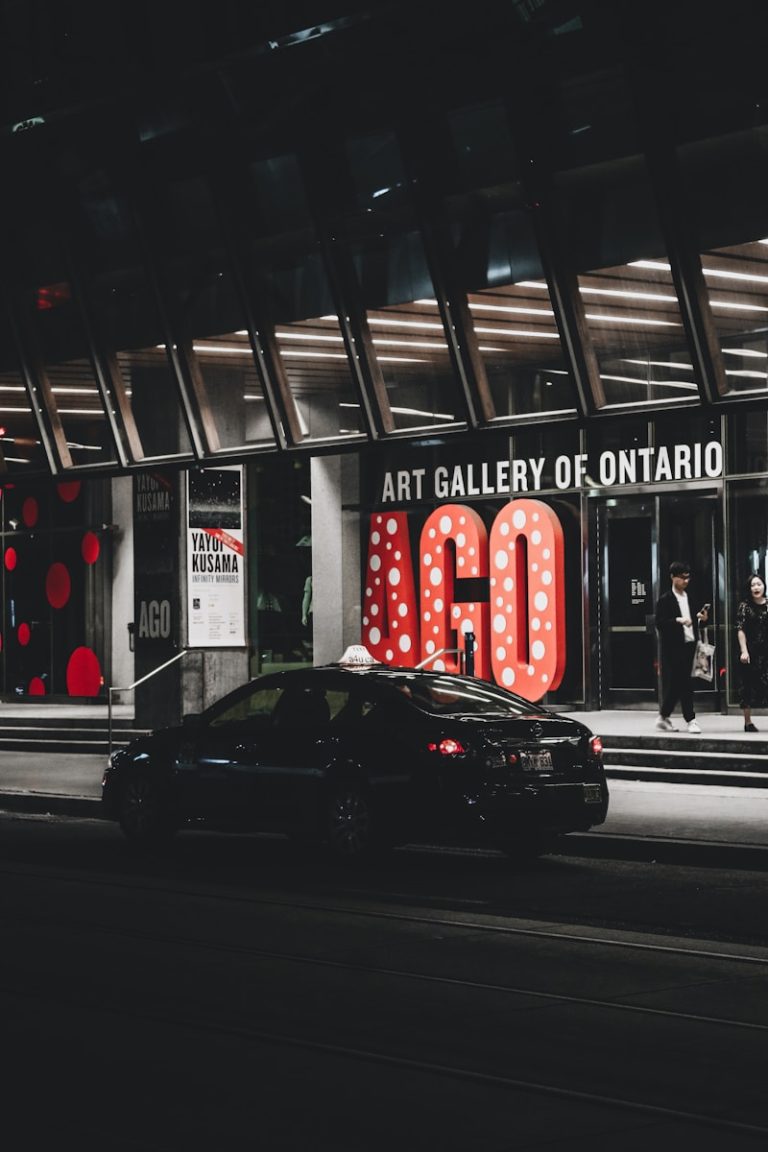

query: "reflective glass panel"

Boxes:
[245, 154, 364, 444]
[150, 173, 275, 453]
[554, 157, 694, 409]
[444, 103, 576, 418]
[343, 132, 466, 434]
[0, 309, 48, 474]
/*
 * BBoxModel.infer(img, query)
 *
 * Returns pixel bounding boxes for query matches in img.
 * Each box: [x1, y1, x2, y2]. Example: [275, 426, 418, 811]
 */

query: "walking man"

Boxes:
[654, 560, 709, 733]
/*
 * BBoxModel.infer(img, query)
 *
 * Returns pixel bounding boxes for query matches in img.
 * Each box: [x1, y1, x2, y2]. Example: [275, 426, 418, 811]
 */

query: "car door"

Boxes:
[174, 682, 284, 824]
[240, 675, 341, 825]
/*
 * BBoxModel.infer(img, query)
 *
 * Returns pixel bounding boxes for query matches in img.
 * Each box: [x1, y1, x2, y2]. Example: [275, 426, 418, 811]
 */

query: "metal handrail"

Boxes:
[415, 647, 462, 670]
[107, 649, 189, 758]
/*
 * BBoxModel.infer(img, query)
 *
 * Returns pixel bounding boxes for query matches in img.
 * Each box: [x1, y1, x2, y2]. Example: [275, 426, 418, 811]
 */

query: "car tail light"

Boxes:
[427, 737, 467, 756]
[589, 735, 603, 758]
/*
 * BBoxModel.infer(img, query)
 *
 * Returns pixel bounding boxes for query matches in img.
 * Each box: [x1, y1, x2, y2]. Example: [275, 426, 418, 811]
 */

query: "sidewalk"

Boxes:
[0, 745, 768, 861]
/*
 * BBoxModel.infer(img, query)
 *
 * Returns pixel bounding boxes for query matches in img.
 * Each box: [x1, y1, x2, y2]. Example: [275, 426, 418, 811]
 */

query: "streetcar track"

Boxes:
[2, 859, 768, 969]
[6, 978, 768, 1142]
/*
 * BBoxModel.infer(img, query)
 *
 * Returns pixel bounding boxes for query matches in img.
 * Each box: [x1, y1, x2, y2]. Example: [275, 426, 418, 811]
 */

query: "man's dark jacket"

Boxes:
[655, 589, 690, 651]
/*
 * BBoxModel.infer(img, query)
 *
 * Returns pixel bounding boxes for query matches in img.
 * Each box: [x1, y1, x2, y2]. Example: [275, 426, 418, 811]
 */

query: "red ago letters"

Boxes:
[362, 499, 566, 699]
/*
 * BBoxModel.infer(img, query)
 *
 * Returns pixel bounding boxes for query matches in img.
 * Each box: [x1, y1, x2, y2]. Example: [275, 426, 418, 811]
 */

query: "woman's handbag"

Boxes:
[691, 624, 715, 682]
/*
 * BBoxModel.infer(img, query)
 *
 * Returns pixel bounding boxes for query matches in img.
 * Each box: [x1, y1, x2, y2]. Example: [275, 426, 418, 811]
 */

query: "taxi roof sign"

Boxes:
[337, 644, 377, 667]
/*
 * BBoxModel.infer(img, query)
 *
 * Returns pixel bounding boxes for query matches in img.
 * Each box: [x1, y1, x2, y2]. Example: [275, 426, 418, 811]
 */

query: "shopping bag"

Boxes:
[691, 626, 715, 682]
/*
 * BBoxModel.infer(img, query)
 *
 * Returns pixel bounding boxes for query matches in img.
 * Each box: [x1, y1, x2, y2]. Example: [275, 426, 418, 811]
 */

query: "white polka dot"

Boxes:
[461, 618, 473, 635]
[365, 587, 372, 598]
[371, 531, 380, 545]
[371, 604, 379, 617]
[513, 509, 527, 529]
[433, 625, 439, 635]
[388, 568, 401, 586]
[458, 556, 465, 567]
[394, 551, 401, 560]
[434, 598, 443, 611]
[386, 518, 398, 535]
[386, 542, 392, 551]
[362, 616, 369, 626]
[493, 613, 506, 634]
[532, 562, 538, 572]
[496, 646, 506, 660]
[531, 617, 541, 630]
[398, 603, 408, 617]
[391, 592, 397, 601]
[532, 530, 542, 545]
[457, 533, 466, 547]
[374, 577, 381, 586]
[504, 577, 514, 591]
[375, 515, 383, 524]
[426, 640, 435, 653]
[434, 659, 446, 672]
[369, 627, 381, 645]
[424, 611, 431, 622]
[500, 522, 510, 537]
[541, 674, 549, 683]
[453, 606, 461, 619]
[392, 620, 399, 629]
[430, 568, 442, 587]
[532, 640, 545, 660]
[545, 621, 552, 631]
[541, 570, 552, 585]
[469, 547, 475, 557]
[429, 527, 436, 538]
[424, 589, 431, 599]
[502, 667, 515, 686]
[534, 591, 548, 611]
[386, 649, 394, 662]
[527, 666, 534, 676]
[440, 515, 453, 534]
[496, 596, 503, 607]
[370, 555, 381, 572]
[423, 552, 432, 566]
[543, 548, 551, 559]
[495, 550, 509, 570]
[399, 635, 411, 653]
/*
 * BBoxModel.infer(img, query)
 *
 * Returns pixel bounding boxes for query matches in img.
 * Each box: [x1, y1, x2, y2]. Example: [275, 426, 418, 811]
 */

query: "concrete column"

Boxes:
[311, 454, 361, 665]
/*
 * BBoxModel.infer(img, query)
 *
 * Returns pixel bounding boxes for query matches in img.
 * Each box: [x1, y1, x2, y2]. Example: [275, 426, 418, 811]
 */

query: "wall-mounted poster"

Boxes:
[186, 466, 245, 647]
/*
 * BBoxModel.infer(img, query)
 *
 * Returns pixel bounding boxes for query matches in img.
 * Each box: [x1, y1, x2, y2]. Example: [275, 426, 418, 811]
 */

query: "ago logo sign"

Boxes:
[362, 499, 566, 701]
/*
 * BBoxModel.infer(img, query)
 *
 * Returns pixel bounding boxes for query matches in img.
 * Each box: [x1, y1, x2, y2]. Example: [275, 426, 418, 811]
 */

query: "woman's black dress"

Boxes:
[736, 599, 768, 708]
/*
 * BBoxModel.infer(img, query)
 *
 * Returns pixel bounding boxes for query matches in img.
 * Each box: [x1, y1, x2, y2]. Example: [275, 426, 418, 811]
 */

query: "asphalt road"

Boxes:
[2, 810, 768, 1150]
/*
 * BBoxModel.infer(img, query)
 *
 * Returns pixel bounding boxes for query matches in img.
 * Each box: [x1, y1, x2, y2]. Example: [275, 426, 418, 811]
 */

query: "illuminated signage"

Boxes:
[362, 499, 566, 701]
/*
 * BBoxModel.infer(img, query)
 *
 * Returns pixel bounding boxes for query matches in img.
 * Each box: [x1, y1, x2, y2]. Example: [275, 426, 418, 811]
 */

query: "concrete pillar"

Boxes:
[311, 454, 361, 665]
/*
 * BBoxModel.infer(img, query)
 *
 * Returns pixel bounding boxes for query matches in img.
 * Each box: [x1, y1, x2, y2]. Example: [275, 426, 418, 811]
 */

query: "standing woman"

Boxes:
[736, 574, 768, 731]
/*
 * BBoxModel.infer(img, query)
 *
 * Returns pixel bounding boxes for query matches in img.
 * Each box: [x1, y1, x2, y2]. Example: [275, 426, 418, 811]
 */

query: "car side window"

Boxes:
[209, 687, 284, 728]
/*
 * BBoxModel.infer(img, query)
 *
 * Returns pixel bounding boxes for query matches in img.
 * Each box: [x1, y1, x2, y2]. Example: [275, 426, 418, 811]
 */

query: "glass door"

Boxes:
[595, 489, 722, 708]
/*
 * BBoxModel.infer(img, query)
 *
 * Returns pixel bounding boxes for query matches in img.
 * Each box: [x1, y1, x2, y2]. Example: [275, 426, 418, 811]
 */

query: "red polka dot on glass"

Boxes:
[4, 547, 16, 571]
[18, 622, 30, 646]
[28, 677, 45, 696]
[22, 496, 38, 527]
[46, 562, 71, 609]
[66, 647, 102, 696]
[81, 531, 100, 564]
[57, 481, 81, 503]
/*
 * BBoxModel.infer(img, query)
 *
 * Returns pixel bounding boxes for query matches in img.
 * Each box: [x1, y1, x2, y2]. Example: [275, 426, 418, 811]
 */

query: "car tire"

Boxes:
[324, 781, 381, 861]
[118, 770, 176, 846]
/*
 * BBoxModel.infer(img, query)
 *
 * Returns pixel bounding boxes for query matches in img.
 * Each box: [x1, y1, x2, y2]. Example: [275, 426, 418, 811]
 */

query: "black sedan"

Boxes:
[102, 651, 609, 860]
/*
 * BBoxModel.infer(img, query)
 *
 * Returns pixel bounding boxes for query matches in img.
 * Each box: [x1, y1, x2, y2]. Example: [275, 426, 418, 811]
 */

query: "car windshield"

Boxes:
[377, 673, 538, 717]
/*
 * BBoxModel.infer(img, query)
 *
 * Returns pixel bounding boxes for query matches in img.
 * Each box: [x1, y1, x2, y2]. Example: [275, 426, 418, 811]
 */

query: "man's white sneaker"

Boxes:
[655, 717, 675, 731]
[687, 720, 701, 734]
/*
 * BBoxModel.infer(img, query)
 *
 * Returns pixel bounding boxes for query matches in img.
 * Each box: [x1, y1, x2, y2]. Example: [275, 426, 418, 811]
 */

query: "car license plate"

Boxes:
[583, 783, 603, 803]
[521, 750, 553, 773]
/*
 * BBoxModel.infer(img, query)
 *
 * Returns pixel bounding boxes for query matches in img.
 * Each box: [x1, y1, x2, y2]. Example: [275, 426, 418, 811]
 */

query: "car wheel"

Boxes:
[325, 781, 379, 861]
[118, 770, 175, 846]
